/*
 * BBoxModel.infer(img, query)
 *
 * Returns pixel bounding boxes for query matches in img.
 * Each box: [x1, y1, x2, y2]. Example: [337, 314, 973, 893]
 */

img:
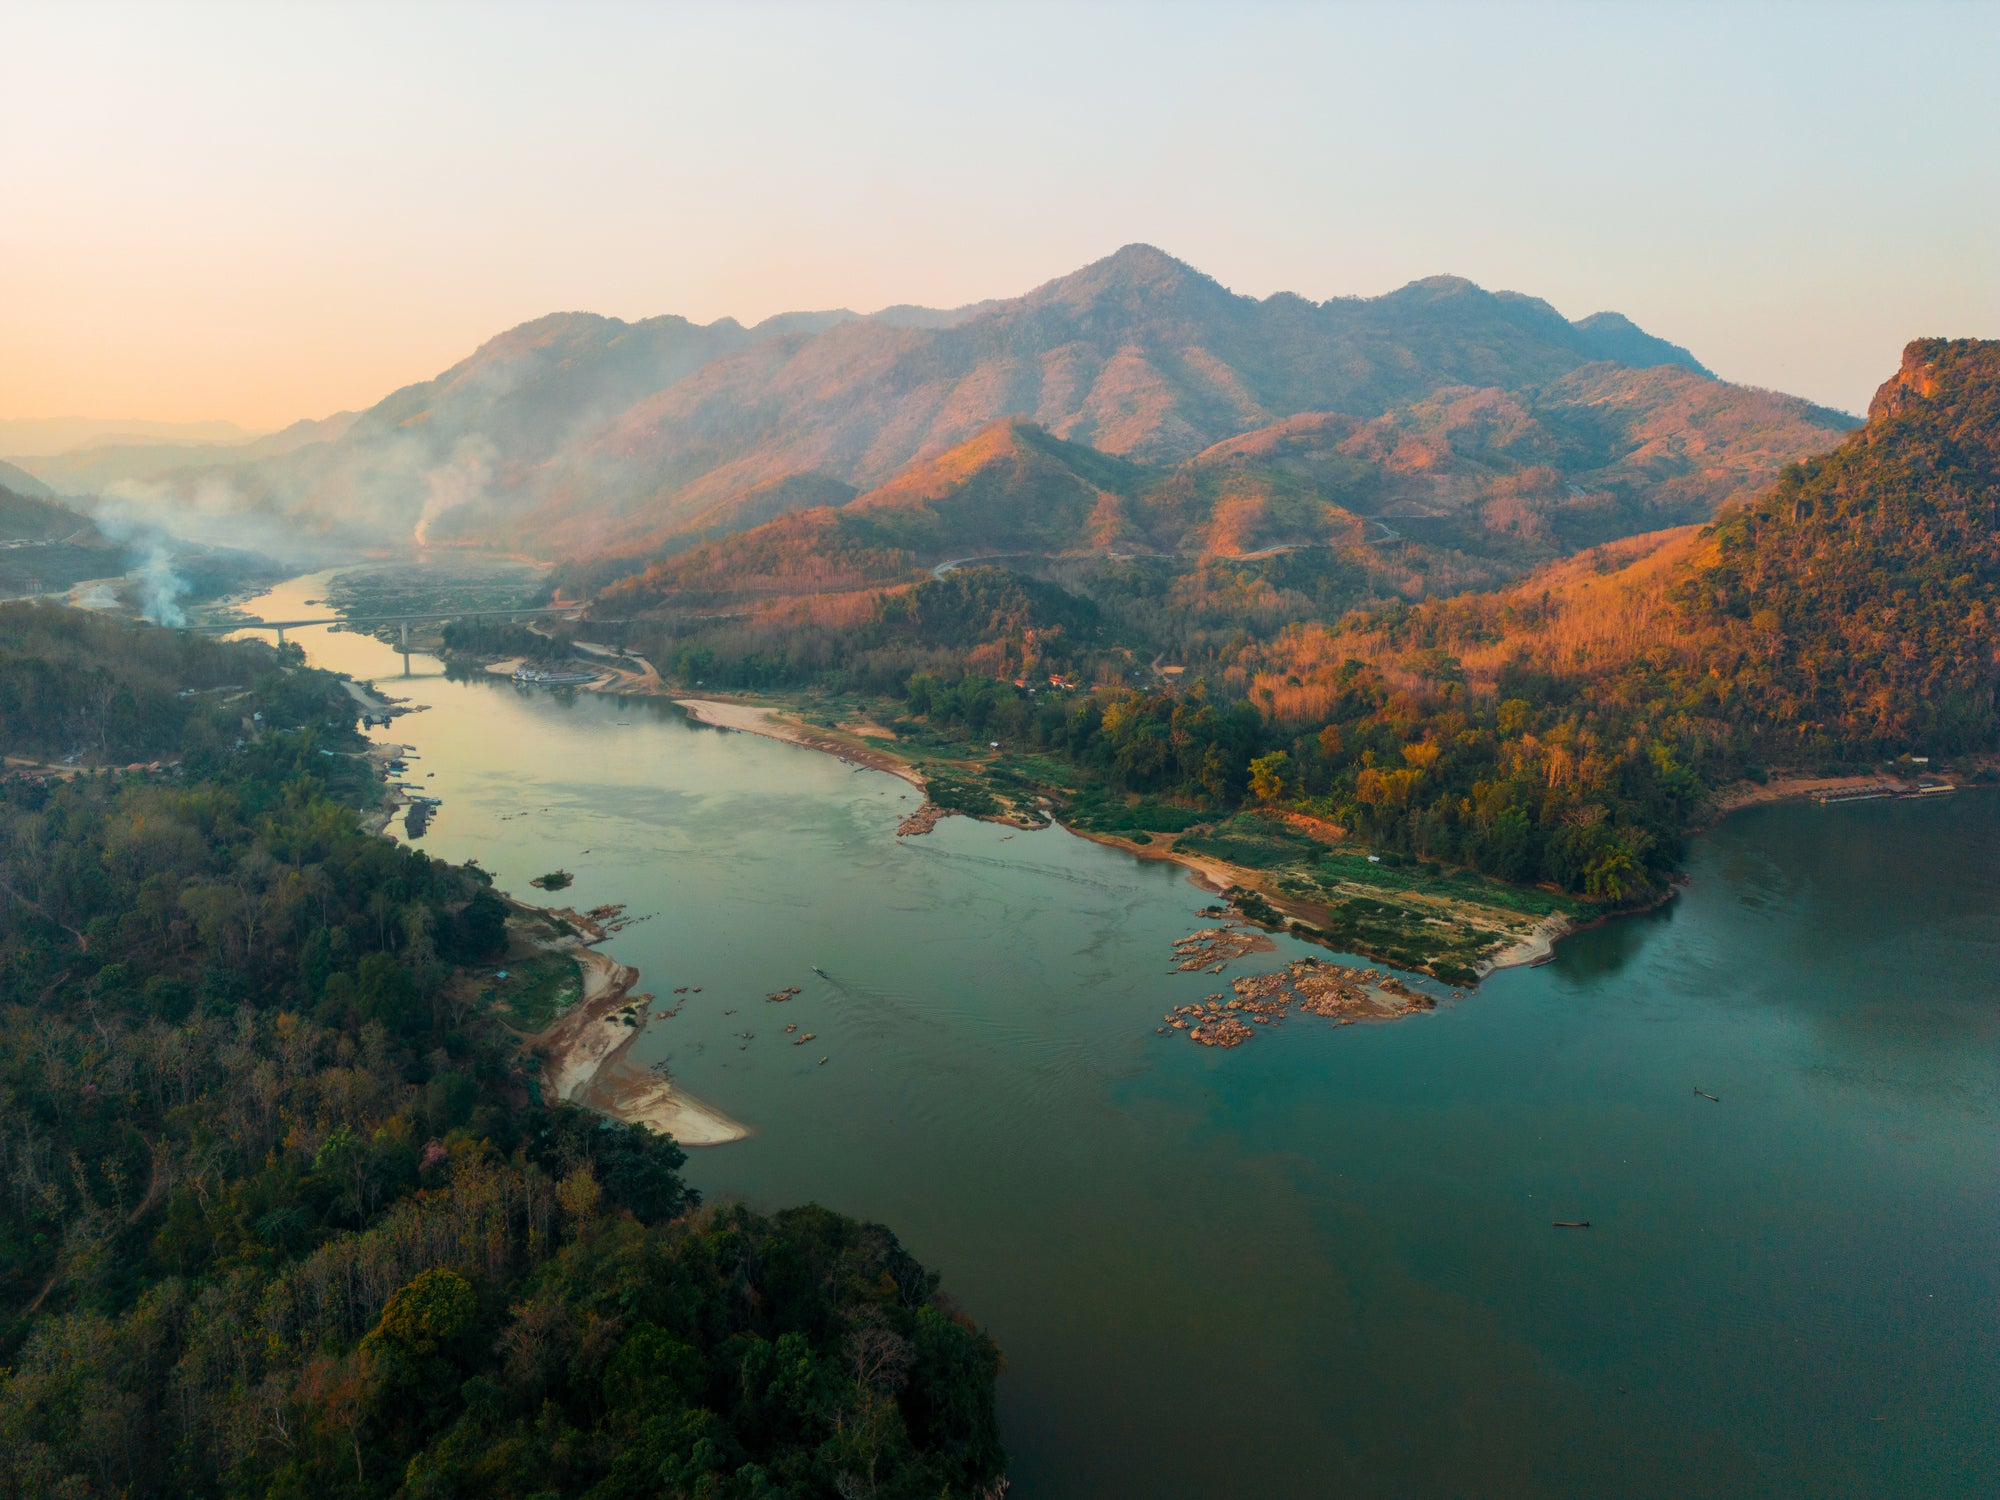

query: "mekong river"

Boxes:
[247, 575, 1998, 1498]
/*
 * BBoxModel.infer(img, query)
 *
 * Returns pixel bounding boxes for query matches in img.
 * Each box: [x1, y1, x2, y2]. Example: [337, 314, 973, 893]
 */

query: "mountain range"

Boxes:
[69, 246, 1853, 579]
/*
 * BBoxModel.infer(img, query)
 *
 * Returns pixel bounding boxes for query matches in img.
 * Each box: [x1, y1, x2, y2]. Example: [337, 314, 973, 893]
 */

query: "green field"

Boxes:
[485, 951, 584, 1029]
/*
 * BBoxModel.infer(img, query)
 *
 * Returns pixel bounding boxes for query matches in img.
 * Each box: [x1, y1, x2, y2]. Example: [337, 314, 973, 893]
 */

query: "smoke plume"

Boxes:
[135, 540, 190, 626]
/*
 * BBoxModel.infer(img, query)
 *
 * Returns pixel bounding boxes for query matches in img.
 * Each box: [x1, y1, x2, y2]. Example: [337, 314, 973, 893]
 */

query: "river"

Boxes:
[244, 574, 1999, 1498]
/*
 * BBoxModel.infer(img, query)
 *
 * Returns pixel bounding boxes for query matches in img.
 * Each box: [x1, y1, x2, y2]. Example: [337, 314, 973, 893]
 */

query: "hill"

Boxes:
[1302, 337, 2000, 757]
[0, 460, 58, 500]
[133, 246, 1852, 559]
[0, 486, 131, 600]
[583, 350, 1852, 651]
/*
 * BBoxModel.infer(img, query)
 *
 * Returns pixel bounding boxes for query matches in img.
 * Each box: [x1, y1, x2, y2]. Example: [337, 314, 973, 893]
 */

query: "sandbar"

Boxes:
[524, 926, 750, 1147]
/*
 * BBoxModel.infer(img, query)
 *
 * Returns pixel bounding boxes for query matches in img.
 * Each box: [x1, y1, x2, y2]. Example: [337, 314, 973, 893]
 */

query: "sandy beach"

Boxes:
[515, 914, 750, 1147]
[1479, 912, 1573, 974]
[674, 696, 926, 788]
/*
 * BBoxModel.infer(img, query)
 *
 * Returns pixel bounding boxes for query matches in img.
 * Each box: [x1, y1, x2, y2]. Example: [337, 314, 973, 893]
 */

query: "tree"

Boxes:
[1248, 751, 1291, 803]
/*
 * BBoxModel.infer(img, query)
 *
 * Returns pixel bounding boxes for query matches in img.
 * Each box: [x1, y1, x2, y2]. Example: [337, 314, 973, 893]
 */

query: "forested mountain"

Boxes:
[608, 340, 1997, 908]
[124, 246, 1851, 560]
[0, 608, 1005, 1498]
[1312, 337, 2000, 759]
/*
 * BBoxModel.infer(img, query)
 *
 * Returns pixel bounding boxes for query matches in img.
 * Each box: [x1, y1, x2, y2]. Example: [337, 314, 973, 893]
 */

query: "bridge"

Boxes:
[193, 605, 583, 646]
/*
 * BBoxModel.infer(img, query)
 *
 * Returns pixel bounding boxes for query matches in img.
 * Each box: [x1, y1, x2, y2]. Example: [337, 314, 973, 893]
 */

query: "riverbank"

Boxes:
[508, 902, 750, 1147]
[674, 696, 926, 788]
[1711, 771, 1919, 816]
[348, 719, 750, 1146]
[1480, 911, 1573, 972]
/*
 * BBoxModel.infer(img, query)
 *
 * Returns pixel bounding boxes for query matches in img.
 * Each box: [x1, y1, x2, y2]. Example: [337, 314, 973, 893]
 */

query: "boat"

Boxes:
[511, 665, 599, 686]
[812, 965, 829, 978]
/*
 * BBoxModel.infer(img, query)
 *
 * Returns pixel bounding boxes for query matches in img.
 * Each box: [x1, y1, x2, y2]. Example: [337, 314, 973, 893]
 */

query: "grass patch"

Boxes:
[1311, 852, 1563, 916]
[1061, 789, 1213, 835]
[920, 768, 1000, 817]
[1178, 814, 1319, 869]
[486, 953, 584, 1030]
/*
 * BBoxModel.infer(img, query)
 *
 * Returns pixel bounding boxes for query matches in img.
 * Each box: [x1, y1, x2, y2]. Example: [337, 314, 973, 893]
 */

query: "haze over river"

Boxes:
[247, 574, 1998, 1498]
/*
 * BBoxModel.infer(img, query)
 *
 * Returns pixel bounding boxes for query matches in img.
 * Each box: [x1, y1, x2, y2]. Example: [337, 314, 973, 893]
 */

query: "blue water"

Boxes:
[259, 574, 2000, 1497]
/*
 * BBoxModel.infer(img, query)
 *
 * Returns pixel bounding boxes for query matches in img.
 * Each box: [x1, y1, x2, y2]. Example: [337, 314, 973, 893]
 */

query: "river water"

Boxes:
[247, 575, 1998, 1498]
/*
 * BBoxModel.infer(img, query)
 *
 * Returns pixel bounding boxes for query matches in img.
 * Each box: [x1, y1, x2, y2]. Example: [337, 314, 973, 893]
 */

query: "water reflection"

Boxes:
[1550, 891, 1678, 982]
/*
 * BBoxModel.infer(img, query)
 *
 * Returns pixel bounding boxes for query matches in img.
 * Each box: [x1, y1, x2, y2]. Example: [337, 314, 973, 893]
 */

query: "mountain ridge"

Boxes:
[114, 245, 1850, 565]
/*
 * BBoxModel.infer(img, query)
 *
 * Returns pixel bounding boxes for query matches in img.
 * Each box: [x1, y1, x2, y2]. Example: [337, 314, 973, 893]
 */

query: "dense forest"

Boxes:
[0, 607, 1005, 1499]
[606, 339, 1999, 905]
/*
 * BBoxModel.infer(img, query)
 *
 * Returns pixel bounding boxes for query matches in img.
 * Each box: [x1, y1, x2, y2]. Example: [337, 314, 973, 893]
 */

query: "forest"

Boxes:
[0, 607, 1005, 1499]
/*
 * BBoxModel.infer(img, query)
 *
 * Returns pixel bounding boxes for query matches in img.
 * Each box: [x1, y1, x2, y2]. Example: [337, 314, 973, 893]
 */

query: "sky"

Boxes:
[3, 0, 1995, 429]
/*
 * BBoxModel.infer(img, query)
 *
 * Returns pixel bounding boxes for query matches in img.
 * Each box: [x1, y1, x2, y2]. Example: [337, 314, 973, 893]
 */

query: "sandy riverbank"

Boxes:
[357, 740, 414, 835]
[674, 696, 926, 789]
[527, 933, 750, 1147]
[1479, 912, 1573, 974]
[1710, 772, 1910, 815]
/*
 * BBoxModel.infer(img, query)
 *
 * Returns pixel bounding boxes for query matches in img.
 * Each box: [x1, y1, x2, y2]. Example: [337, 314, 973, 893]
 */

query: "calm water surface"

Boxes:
[250, 575, 1999, 1498]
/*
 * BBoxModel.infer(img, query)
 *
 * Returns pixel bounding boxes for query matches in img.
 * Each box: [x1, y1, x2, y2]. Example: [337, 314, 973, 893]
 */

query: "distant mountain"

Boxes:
[142, 245, 1852, 562]
[10, 411, 360, 494]
[1569, 311, 1708, 374]
[0, 460, 57, 500]
[0, 416, 265, 458]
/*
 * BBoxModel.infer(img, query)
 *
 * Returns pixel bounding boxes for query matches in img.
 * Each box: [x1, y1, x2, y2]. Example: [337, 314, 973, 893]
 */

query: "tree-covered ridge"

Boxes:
[0, 602, 345, 762]
[1679, 337, 2000, 752]
[586, 359, 1849, 627]
[0, 613, 1005, 1498]
[1317, 338, 2000, 753]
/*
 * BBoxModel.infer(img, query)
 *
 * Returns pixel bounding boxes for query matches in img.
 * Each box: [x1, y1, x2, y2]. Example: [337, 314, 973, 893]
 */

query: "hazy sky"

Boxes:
[4, 0, 1995, 428]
